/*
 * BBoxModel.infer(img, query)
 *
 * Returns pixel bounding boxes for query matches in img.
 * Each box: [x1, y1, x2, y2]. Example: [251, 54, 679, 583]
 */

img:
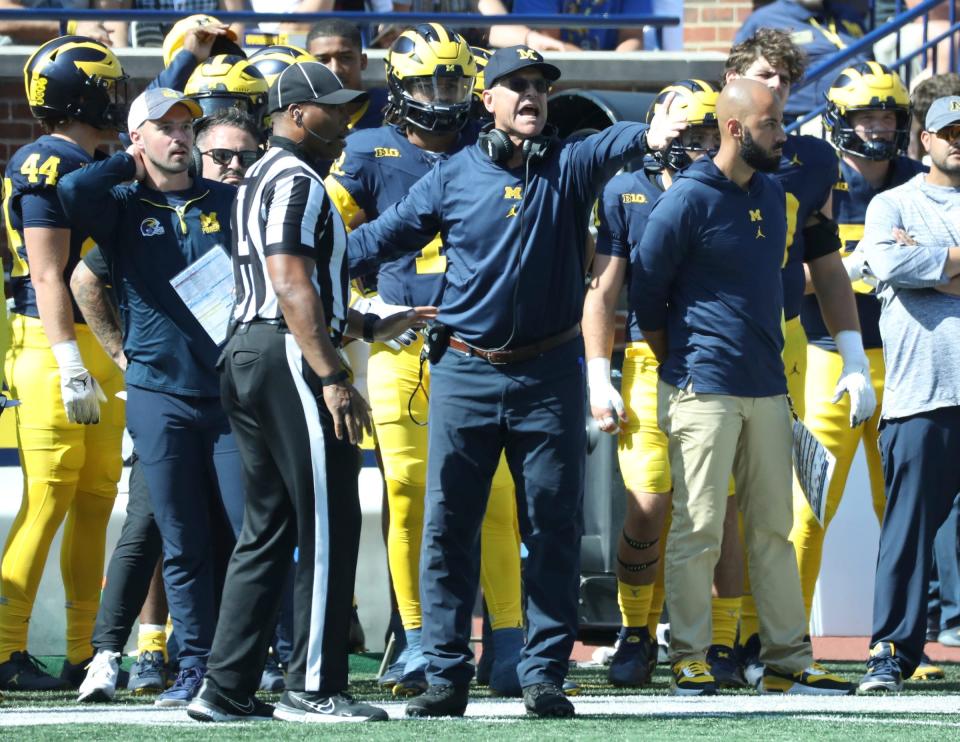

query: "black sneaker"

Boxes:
[60, 656, 94, 689]
[405, 683, 469, 718]
[706, 644, 747, 689]
[274, 690, 388, 722]
[187, 679, 275, 722]
[0, 651, 69, 691]
[523, 682, 575, 718]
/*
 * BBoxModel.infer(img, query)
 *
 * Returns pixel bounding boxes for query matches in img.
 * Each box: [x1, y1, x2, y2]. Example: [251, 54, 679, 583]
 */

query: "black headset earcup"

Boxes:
[480, 128, 513, 164]
[191, 146, 203, 178]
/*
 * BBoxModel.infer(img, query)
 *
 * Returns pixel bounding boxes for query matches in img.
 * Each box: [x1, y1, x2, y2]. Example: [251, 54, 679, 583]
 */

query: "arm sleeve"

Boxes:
[595, 180, 629, 259]
[630, 189, 693, 331]
[57, 152, 134, 249]
[860, 192, 949, 288]
[565, 122, 649, 203]
[149, 49, 199, 92]
[347, 165, 443, 278]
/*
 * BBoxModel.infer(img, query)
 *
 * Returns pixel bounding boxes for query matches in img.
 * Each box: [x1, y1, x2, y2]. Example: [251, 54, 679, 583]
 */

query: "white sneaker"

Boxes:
[77, 650, 121, 703]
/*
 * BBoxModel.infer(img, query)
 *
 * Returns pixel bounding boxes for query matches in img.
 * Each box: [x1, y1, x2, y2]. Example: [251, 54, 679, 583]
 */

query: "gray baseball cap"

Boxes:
[926, 95, 960, 132]
[127, 88, 202, 132]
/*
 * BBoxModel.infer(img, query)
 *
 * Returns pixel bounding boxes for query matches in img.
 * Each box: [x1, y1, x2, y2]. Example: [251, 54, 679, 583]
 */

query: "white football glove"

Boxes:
[832, 330, 876, 427]
[52, 340, 107, 425]
[352, 294, 418, 350]
[587, 357, 626, 434]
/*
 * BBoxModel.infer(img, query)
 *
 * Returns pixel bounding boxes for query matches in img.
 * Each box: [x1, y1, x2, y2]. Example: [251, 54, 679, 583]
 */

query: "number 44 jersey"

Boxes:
[324, 122, 478, 307]
[2, 135, 103, 323]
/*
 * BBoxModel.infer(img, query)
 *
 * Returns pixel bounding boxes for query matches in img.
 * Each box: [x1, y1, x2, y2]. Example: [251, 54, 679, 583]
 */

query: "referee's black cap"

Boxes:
[268, 61, 368, 113]
[483, 46, 561, 90]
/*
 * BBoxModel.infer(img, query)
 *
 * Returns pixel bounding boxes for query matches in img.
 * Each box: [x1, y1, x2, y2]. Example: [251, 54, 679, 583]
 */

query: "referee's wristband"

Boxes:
[362, 312, 378, 343]
[320, 369, 349, 387]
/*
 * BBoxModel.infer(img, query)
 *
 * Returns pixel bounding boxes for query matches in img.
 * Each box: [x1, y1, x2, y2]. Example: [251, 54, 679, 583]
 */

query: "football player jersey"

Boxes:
[802, 154, 926, 352]
[776, 135, 839, 321]
[326, 122, 477, 308]
[3, 135, 103, 324]
[595, 160, 665, 344]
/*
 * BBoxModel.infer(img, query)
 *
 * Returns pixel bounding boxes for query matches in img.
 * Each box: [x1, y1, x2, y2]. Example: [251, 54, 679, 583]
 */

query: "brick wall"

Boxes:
[684, 0, 765, 53]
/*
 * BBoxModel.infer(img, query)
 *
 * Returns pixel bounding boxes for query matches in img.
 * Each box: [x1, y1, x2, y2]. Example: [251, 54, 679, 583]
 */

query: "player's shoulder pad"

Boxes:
[6, 136, 88, 193]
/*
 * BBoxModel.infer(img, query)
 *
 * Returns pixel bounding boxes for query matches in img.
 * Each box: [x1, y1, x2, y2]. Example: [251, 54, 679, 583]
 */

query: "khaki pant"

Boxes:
[657, 379, 811, 673]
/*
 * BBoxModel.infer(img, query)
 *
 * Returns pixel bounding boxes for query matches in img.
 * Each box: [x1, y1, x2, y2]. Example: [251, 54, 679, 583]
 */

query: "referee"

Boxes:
[188, 62, 433, 723]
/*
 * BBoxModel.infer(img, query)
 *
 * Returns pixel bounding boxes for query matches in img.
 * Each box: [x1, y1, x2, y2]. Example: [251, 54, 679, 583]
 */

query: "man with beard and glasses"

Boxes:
[194, 109, 262, 186]
[632, 79, 854, 697]
[58, 88, 245, 708]
[856, 96, 960, 693]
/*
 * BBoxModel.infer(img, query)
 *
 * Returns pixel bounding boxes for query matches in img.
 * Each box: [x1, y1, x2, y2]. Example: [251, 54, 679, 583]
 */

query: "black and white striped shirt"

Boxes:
[231, 137, 349, 343]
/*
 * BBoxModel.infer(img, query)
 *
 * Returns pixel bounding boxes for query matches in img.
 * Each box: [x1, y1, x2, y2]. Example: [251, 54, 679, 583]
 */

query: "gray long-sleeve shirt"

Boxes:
[861, 173, 960, 420]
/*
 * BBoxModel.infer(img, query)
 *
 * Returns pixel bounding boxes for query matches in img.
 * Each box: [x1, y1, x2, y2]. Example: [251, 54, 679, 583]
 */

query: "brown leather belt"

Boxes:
[447, 325, 581, 365]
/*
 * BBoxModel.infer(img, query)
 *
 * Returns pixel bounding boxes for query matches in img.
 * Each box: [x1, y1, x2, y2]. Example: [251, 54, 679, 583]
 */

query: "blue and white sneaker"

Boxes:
[858, 642, 904, 693]
[129, 651, 167, 695]
[156, 665, 206, 707]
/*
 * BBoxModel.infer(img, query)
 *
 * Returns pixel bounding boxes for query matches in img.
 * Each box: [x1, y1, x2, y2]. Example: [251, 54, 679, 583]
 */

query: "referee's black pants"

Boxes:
[206, 322, 362, 695]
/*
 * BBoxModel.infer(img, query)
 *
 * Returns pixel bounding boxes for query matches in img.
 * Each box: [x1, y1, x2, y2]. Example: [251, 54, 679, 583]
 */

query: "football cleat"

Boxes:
[706, 644, 747, 688]
[608, 626, 655, 687]
[858, 642, 903, 693]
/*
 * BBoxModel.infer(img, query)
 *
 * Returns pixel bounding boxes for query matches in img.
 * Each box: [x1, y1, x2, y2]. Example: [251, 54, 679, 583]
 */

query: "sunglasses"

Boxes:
[202, 149, 260, 167]
[934, 125, 960, 141]
[500, 77, 550, 95]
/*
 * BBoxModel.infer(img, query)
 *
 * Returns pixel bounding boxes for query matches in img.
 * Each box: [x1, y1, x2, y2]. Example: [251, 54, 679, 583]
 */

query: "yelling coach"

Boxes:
[187, 62, 433, 723]
[348, 45, 686, 719]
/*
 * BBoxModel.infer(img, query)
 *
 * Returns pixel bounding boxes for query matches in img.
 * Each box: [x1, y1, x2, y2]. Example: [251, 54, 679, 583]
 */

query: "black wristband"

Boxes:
[320, 369, 349, 386]
[362, 312, 378, 343]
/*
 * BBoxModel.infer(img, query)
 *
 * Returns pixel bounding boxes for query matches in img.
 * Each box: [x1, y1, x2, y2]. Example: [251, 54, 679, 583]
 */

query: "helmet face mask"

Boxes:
[646, 79, 720, 171]
[825, 61, 911, 161]
[25, 35, 129, 130]
[386, 23, 477, 133]
[185, 55, 269, 128]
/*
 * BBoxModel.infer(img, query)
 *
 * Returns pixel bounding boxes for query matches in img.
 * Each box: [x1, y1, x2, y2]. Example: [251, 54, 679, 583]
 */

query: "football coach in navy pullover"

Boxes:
[58, 89, 245, 705]
[349, 45, 686, 718]
[633, 79, 853, 697]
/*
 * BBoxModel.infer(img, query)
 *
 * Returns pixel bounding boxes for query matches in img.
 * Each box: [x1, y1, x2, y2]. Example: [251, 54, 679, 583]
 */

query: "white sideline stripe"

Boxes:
[5, 696, 960, 726]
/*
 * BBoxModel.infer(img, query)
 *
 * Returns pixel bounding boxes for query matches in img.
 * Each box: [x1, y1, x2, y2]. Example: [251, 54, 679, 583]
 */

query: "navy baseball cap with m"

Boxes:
[926, 95, 960, 132]
[268, 61, 368, 113]
[483, 46, 561, 90]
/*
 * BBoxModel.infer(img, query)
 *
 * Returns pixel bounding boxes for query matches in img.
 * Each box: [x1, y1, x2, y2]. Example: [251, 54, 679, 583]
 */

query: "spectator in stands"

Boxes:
[509, 0, 647, 51]
[909, 73, 960, 160]
[248, 1, 391, 39]
[735, 0, 870, 121]
[0, 0, 112, 46]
